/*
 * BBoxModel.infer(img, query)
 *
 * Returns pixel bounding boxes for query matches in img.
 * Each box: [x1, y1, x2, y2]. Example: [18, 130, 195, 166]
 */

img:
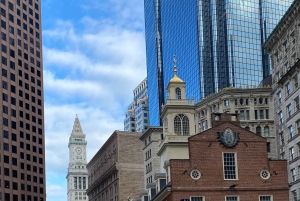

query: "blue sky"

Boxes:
[42, 0, 146, 200]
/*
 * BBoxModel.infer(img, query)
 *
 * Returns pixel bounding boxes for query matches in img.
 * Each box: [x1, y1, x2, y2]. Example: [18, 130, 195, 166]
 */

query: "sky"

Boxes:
[42, 0, 146, 200]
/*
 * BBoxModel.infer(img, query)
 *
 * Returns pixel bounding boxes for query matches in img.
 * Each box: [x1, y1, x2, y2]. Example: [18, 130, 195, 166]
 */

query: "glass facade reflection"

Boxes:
[145, 0, 293, 126]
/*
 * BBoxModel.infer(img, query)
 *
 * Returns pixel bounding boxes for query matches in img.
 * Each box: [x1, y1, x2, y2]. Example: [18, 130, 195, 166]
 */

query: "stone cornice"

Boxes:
[87, 131, 117, 167]
[140, 127, 163, 141]
[195, 87, 272, 107]
[264, 0, 300, 51]
[160, 105, 196, 118]
[157, 141, 189, 156]
[66, 172, 88, 179]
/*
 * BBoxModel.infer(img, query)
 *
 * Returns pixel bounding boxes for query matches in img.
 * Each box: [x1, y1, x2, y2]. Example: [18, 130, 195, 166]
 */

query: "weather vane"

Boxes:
[173, 55, 177, 67]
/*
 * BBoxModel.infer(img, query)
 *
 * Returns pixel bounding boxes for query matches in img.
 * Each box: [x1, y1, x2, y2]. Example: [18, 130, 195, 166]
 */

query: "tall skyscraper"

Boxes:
[67, 116, 89, 201]
[0, 0, 45, 200]
[144, 0, 293, 126]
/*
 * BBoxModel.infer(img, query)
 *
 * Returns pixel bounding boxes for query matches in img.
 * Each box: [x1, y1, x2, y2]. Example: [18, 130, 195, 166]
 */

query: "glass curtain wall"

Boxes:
[145, 0, 293, 125]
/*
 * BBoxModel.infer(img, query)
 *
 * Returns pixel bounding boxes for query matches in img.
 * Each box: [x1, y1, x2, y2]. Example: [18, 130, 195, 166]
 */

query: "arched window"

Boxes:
[174, 116, 181, 135]
[182, 116, 189, 136]
[174, 114, 189, 135]
[264, 126, 270, 137]
[175, 88, 181, 99]
[245, 126, 250, 131]
[256, 126, 261, 136]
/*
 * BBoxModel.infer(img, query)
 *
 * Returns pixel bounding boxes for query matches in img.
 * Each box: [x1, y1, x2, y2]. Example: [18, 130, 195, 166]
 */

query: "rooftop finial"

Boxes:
[169, 55, 183, 83]
[173, 55, 178, 77]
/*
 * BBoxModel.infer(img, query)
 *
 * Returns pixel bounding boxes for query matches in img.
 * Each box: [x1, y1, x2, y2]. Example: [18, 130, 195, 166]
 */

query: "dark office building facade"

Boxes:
[144, 0, 293, 126]
[0, 0, 45, 201]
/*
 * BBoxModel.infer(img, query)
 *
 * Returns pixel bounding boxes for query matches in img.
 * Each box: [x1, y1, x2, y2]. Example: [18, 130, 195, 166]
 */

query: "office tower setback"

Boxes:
[0, 0, 45, 200]
[144, 0, 293, 126]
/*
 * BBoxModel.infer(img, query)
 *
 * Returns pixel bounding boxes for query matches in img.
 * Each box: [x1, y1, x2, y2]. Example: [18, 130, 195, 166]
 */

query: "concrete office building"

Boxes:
[144, 0, 294, 126]
[264, 0, 300, 199]
[124, 78, 149, 132]
[0, 0, 45, 200]
[66, 116, 89, 201]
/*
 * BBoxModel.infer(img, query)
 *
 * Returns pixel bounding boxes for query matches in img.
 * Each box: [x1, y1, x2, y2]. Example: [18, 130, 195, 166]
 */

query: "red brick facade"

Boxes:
[163, 114, 288, 201]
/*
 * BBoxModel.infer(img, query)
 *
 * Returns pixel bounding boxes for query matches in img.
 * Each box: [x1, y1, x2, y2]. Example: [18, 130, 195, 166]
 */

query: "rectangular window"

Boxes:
[267, 142, 271, 153]
[223, 152, 237, 180]
[287, 104, 292, 118]
[259, 110, 264, 119]
[201, 120, 207, 131]
[255, 110, 258, 120]
[259, 196, 272, 201]
[295, 97, 300, 112]
[279, 111, 283, 124]
[245, 110, 250, 120]
[265, 109, 269, 119]
[225, 196, 238, 201]
[278, 92, 282, 103]
[240, 110, 244, 120]
[286, 83, 291, 96]
[224, 100, 229, 106]
[289, 126, 294, 139]
[292, 190, 297, 201]
[291, 168, 297, 181]
[290, 147, 295, 160]
[190, 197, 203, 201]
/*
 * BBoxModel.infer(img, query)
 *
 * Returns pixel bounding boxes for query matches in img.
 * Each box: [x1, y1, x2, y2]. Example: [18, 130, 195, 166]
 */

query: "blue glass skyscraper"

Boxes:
[145, 0, 293, 126]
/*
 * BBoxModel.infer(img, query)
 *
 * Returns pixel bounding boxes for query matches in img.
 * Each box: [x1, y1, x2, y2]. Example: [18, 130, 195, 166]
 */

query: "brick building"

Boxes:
[154, 113, 288, 201]
[86, 131, 144, 201]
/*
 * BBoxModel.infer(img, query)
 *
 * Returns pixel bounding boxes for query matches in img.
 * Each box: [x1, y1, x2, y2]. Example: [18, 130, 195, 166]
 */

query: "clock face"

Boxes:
[76, 147, 82, 154]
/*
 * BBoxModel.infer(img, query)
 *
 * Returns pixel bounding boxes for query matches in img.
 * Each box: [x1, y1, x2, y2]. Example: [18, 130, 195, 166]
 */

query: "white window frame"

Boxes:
[291, 168, 297, 182]
[259, 195, 273, 201]
[289, 126, 294, 139]
[222, 152, 238, 180]
[286, 83, 291, 96]
[290, 147, 295, 160]
[190, 196, 205, 201]
[225, 195, 239, 201]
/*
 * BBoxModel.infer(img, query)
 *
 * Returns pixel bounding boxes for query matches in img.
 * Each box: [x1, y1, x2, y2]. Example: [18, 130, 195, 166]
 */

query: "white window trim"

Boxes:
[190, 196, 205, 201]
[225, 195, 239, 201]
[259, 195, 273, 201]
[222, 152, 239, 180]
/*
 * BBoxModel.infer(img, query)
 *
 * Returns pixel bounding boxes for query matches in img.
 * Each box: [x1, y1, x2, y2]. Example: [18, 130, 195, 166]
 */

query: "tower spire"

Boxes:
[71, 115, 84, 136]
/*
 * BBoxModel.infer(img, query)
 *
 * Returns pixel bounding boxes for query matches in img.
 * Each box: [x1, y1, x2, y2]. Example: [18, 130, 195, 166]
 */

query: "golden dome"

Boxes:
[170, 73, 183, 83]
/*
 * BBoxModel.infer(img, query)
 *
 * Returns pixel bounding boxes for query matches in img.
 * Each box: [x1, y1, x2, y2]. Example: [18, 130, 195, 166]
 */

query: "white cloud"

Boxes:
[43, 0, 146, 200]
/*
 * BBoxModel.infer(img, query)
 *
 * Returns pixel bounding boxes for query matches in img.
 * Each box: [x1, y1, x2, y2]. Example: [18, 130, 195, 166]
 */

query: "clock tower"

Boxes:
[66, 115, 89, 201]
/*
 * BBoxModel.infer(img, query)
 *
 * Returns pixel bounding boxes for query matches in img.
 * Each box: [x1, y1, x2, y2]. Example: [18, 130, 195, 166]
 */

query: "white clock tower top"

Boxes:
[67, 115, 89, 201]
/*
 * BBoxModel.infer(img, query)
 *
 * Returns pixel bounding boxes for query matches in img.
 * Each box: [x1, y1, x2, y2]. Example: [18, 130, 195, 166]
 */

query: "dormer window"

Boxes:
[175, 87, 181, 99]
[174, 114, 189, 136]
